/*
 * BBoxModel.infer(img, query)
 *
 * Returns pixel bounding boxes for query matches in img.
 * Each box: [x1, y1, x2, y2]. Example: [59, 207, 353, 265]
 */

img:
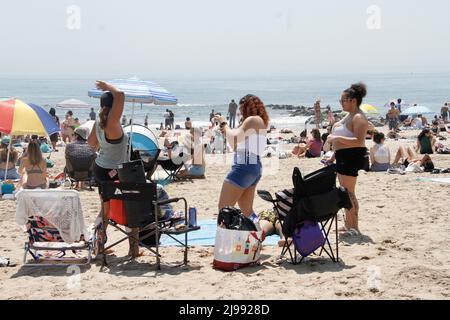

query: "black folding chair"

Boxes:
[64, 152, 96, 190]
[99, 181, 200, 270]
[157, 158, 184, 182]
[259, 165, 350, 265]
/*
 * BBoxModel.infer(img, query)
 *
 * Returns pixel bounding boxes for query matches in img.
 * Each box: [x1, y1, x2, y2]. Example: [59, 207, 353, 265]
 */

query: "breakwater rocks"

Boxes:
[266, 104, 340, 118]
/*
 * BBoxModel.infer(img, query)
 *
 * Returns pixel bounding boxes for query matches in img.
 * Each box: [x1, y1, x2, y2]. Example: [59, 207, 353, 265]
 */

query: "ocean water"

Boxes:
[0, 73, 449, 130]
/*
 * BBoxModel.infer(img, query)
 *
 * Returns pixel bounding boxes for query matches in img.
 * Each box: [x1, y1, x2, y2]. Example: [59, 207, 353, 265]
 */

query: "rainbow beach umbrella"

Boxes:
[0, 98, 60, 136]
[0, 99, 60, 180]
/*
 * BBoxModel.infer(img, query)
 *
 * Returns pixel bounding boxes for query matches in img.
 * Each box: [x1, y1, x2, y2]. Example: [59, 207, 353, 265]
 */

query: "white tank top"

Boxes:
[236, 134, 267, 157]
[373, 143, 390, 164]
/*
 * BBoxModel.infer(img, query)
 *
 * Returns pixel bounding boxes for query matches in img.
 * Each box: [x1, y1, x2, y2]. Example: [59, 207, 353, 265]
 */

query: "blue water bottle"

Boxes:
[188, 207, 197, 227]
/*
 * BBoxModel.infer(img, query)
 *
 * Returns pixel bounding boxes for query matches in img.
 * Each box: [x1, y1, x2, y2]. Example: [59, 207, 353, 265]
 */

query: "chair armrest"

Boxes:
[157, 197, 183, 206]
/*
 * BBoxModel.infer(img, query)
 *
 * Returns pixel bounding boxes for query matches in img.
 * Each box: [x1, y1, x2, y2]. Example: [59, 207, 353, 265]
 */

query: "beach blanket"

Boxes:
[160, 219, 281, 247]
[416, 177, 450, 185]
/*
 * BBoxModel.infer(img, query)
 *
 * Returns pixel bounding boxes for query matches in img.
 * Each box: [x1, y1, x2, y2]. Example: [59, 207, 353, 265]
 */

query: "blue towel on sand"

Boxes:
[160, 219, 281, 247]
[416, 177, 450, 184]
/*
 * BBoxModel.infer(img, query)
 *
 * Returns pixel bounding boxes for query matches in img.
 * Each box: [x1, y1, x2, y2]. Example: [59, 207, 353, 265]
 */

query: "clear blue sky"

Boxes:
[1, 0, 450, 79]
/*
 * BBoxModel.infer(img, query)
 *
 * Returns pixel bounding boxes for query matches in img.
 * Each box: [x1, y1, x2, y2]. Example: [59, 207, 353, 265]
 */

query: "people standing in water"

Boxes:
[326, 83, 369, 236]
[144, 115, 149, 127]
[87, 81, 136, 257]
[215, 94, 269, 223]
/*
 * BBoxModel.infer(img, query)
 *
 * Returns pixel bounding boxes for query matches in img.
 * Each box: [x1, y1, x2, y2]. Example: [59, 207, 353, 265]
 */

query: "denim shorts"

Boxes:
[225, 153, 262, 189]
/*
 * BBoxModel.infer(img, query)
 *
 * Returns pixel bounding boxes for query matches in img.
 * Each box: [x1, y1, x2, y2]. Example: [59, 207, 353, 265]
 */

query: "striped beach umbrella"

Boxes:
[87, 77, 178, 105]
[56, 98, 91, 110]
[0, 98, 60, 136]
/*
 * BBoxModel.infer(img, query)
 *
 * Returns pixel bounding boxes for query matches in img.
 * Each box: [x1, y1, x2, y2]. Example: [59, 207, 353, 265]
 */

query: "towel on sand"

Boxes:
[160, 219, 281, 247]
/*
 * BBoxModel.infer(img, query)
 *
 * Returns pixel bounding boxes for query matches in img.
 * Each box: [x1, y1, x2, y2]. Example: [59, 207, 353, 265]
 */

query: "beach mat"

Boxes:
[160, 219, 281, 247]
[416, 177, 450, 185]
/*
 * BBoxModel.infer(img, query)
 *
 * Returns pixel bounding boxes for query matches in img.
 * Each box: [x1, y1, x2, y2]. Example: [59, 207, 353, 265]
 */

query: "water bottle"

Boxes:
[188, 207, 197, 227]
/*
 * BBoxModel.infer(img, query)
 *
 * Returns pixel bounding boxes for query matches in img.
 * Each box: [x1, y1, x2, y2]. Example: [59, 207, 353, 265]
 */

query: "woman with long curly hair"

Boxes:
[214, 94, 269, 222]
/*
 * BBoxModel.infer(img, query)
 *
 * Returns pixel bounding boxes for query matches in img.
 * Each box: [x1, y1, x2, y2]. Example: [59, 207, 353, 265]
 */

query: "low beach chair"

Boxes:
[99, 181, 200, 270]
[64, 148, 96, 190]
[16, 189, 93, 267]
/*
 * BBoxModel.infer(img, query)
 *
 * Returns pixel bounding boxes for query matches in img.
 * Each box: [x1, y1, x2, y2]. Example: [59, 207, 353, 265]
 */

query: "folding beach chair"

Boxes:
[64, 147, 96, 190]
[259, 165, 351, 265]
[157, 158, 184, 182]
[16, 190, 93, 267]
[98, 181, 200, 270]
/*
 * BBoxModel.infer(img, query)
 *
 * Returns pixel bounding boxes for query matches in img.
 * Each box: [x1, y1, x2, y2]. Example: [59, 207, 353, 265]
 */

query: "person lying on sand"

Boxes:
[392, 145, 435, 172]
[258, 209, 290, 247]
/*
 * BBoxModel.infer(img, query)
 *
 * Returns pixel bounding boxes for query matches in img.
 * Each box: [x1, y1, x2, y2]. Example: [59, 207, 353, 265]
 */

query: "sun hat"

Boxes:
[74, 126, 89, 140]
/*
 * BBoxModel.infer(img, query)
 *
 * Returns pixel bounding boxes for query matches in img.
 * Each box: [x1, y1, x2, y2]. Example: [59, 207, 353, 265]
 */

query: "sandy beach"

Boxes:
[1, 127, 450, 300]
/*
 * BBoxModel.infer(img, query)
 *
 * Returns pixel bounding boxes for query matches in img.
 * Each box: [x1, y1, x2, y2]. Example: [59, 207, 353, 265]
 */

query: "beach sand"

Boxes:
[1, 127, 450, 300]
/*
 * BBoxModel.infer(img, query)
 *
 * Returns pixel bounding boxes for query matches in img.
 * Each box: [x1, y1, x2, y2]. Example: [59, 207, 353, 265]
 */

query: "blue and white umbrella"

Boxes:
[403, 105, 433, 115]
[88, 77, 177, 161]
[88, 77, 177, 105]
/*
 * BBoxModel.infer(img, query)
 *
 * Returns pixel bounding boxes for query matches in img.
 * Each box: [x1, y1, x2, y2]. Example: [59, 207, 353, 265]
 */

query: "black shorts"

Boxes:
[50, 133, 59, 143]
[335, 147, 368, 177]
[94, 163, 119, 200]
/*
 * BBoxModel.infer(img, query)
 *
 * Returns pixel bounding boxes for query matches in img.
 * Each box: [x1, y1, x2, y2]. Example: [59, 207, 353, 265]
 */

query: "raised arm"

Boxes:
[96, 81, 125, 138]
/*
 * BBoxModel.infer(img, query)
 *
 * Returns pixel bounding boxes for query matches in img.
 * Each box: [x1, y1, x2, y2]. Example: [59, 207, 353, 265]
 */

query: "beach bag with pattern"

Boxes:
[213, 227, 265, 271]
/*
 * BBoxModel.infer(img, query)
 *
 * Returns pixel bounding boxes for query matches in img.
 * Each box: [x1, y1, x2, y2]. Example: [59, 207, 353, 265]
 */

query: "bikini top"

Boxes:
[26, 164, 43, 175]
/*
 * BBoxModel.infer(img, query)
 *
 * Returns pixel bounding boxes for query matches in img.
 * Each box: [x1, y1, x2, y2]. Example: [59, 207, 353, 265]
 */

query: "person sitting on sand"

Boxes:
[18, 140, 48, 189]
[416, 128, 436, 155]
[292, 129, 323, 158]
[0, 136, 20, 180]
[177, 127, 206, 178]
[369, 132, 391, 172]
[392, 145, 435, 172]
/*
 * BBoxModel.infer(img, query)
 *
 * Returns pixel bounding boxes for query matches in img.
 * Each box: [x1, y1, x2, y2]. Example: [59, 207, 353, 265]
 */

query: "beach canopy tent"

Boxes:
[0, 98, 60, 179]
[87, 77, 177, 160]
[402, 105, 433, 116]
[360, 104, 379, 115]
[56, 99, 92, 110]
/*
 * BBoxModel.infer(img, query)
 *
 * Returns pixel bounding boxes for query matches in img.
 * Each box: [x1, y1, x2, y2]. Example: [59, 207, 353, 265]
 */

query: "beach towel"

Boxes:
[416, 177, 450, 185]
[160, 219, 282, 247]
[16, 190, 87, 243]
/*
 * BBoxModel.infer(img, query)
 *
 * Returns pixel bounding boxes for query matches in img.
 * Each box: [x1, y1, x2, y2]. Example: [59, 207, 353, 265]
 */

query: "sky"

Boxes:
[1, 0, 450, 79]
